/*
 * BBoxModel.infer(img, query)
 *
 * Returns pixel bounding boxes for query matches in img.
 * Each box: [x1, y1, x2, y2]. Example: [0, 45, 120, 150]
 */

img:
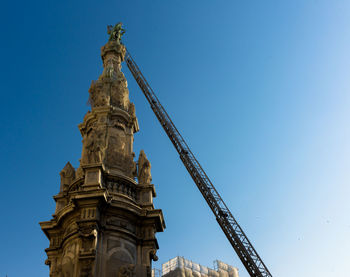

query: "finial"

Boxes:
[107, 22, 125, 44]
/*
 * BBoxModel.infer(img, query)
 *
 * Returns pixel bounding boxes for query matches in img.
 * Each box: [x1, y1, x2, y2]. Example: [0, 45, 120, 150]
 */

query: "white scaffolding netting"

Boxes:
[161, 256, 239, 277]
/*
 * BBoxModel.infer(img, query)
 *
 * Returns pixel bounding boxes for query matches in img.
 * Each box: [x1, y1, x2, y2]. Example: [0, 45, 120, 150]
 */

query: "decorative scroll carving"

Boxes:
[110, 117, 127, 130]
[63, 222, 78, 239]
[78, 223, 98, 253]
[138, 150, 152, 184]
[79, 223, 98, 237]
[149, 249, 158, 262]
[107, 133, 126, 163]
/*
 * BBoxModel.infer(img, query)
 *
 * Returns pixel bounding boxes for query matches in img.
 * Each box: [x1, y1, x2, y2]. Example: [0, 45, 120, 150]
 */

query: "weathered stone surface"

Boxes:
[138, 150, 152, 185]
[40, 33, 165, 277]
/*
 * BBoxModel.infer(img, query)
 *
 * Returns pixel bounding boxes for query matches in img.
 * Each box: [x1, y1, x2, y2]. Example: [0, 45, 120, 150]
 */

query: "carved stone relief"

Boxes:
[106, 126, 127, 167]
[89, 53, 130, 110]
[109, 117, 127, 131]
[110, 73, 129, 110]
[101, 59, 117, 80]
[82, 127, 106, 164]
[117, 264, 135, 277]
[103, 55, 121, 73]
[89, 80, 110, 108]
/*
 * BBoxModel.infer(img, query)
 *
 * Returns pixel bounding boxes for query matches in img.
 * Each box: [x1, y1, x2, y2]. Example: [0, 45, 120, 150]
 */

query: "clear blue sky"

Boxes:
[0, 1, 349, 276]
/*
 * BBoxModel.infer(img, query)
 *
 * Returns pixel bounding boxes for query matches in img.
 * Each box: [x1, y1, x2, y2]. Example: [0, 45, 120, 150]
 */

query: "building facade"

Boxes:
[161, 257, 239, 277]
[40, 29, 165, 277]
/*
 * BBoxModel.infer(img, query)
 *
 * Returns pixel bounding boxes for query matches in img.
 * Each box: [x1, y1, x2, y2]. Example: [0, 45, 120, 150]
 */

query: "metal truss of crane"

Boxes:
[124, 49, 273, 277]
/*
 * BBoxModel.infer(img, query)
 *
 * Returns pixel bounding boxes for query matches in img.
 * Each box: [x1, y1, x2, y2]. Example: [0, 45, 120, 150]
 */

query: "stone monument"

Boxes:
[40, 23, 165, 277]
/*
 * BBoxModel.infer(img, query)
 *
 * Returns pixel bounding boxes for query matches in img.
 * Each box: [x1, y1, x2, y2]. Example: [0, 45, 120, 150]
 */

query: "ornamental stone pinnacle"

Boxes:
[40, 25, 165, 277]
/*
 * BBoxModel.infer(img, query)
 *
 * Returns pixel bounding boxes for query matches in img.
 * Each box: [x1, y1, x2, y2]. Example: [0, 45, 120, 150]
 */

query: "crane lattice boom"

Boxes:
[124, 49, 273, 277]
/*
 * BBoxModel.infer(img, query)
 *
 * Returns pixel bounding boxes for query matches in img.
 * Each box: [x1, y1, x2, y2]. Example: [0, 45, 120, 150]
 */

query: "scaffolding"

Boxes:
[160, 256, 239, 277]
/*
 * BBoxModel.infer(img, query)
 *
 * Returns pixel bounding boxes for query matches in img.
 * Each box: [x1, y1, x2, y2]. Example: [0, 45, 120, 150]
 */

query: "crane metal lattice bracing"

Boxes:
[125, 49, 273, 277]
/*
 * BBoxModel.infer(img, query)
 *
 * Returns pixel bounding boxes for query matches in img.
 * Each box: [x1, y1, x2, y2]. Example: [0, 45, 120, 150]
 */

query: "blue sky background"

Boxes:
[1, 1, 350, 276]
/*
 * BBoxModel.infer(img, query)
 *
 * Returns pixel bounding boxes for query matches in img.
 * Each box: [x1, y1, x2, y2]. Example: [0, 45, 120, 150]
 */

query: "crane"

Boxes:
[124, 49, 273, 277]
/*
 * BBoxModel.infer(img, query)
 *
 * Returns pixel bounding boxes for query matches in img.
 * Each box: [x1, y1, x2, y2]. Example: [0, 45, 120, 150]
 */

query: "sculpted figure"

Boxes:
[102, 59, 117, 80]
[107, 22, 125, 44]
[60, 162, 75, 192]
[79, 225, 98, 252]
[83, 128, 105, 164]
[117, 70, 126, 83]
[61, 243, 76, 277]
[110, 80, 129, 109]
[128, 103, 136, 118]
[138, 150, 152, 184]
[93, 91, 109, 107]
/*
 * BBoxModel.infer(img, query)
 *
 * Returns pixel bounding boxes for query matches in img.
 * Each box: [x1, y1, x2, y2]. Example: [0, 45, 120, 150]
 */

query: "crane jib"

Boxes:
[124, 48, 273, 277]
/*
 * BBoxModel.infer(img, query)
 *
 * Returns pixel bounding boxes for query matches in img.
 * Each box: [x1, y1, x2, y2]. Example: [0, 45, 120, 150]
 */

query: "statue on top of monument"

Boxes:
[107, 22, 125, 44]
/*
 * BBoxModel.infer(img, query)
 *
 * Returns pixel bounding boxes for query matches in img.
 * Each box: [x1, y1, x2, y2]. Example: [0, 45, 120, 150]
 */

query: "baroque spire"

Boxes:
[77, 22, 139, 180]
[40, 24, 165, 277]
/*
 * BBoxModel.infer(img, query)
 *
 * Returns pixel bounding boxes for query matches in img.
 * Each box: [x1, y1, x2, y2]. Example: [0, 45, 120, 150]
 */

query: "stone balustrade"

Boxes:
[105, 180, 137, 200]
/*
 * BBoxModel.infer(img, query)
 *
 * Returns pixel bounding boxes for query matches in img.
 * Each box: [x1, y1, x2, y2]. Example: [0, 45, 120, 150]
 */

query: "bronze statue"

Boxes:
[107, 22, 125, 44]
